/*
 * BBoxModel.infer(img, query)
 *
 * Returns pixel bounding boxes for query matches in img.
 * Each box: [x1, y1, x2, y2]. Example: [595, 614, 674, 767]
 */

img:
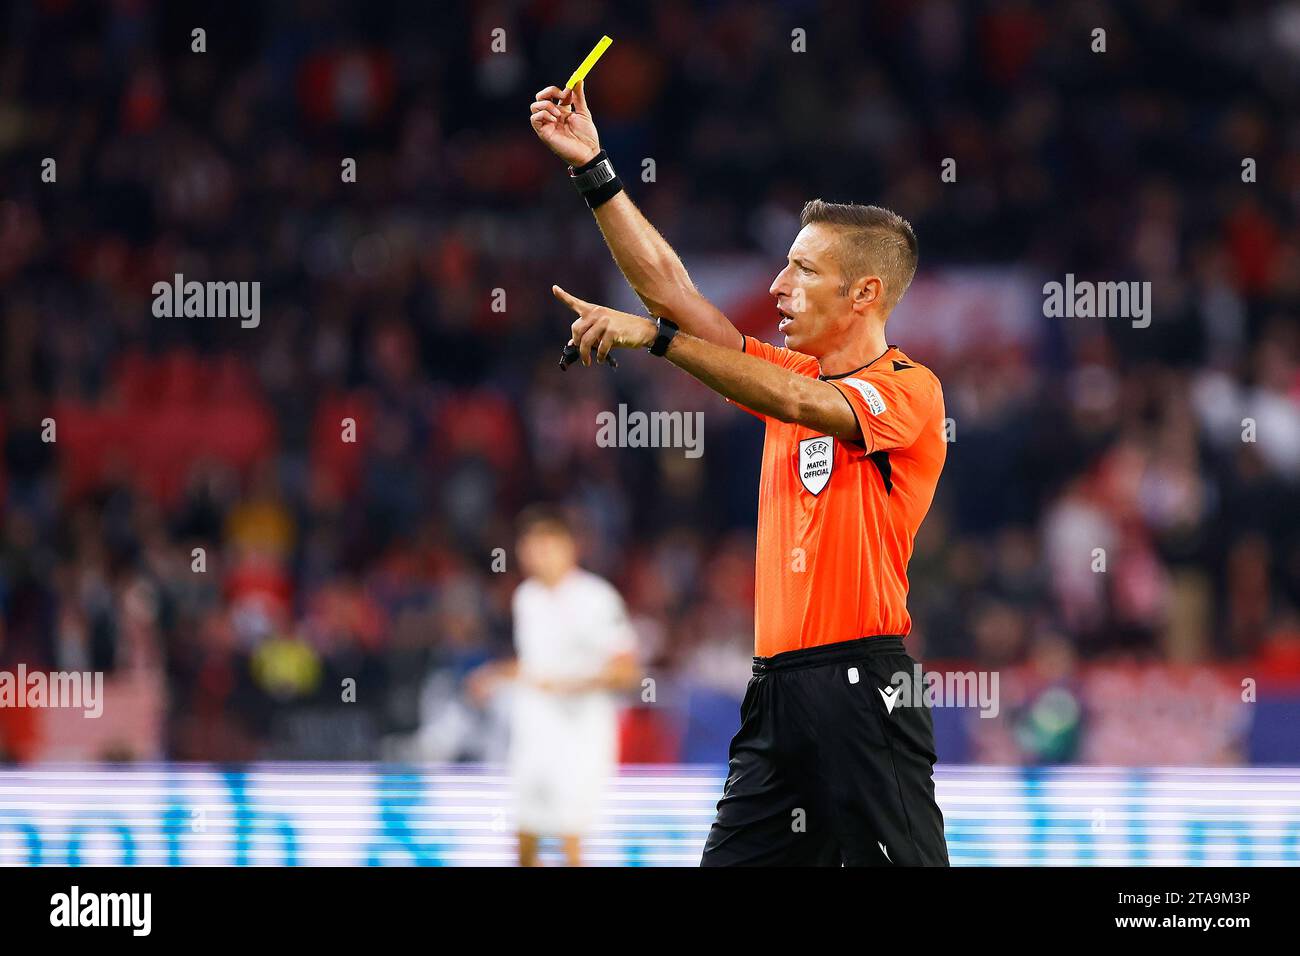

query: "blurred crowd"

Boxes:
[1, 0, 1298, 763]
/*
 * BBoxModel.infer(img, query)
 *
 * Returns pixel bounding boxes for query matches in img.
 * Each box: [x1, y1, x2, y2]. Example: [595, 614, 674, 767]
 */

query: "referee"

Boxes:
[531, 81, 950, 867]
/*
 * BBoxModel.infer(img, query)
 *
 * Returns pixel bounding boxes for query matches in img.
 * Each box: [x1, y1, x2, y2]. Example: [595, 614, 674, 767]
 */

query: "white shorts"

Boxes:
[510, 690, 618, 836]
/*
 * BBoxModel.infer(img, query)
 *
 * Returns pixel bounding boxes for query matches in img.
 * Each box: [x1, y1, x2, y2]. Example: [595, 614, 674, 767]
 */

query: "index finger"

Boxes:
[551, 284, 587, 312]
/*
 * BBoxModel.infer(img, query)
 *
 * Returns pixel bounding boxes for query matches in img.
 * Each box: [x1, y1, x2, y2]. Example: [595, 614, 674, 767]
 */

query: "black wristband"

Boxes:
[582, 175, 624, 209]
[571, 149, 607, 175]
[648, 317, 680, 357]
[568, 149, 624, 209]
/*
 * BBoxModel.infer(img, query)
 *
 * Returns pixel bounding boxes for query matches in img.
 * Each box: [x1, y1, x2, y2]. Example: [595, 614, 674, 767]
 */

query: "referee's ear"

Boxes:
[851, 275, 883, 313]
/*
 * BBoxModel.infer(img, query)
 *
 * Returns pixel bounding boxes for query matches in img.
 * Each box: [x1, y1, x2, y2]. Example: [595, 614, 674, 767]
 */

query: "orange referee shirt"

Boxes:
[732, 337, 946, 658]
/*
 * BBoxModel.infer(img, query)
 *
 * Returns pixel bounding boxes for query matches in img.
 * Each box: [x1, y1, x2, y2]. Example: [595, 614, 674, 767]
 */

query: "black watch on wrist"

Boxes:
[648, 317, 680, 357]
[567, 148, 624, 210]
[567, 149, 614, 189]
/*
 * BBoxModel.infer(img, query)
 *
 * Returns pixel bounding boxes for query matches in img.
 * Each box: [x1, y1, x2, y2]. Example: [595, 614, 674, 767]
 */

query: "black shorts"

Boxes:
[700, 636, 950, 867]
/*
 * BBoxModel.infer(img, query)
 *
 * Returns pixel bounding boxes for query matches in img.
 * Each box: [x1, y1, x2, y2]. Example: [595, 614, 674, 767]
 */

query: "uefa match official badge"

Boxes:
[798, 436, 835, 495]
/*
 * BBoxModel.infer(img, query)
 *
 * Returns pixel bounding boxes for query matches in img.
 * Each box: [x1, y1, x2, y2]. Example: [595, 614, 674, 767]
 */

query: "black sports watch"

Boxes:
[648, 317, 679, 357]
[567, 149, 624, 209]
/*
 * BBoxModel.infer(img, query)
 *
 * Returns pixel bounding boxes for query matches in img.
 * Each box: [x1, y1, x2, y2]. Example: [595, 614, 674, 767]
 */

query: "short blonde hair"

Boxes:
[799, 199, 918, 308]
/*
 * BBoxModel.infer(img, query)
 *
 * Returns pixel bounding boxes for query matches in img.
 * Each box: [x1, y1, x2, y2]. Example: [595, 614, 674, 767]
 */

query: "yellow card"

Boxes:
[565, 35, 613, 90]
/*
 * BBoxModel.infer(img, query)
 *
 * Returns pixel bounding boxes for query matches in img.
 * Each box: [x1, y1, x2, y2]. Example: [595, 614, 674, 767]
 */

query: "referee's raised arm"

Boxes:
[530, 80, 744, 351]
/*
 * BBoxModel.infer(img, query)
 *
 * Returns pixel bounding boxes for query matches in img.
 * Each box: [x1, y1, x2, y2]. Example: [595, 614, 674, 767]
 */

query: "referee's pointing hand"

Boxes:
[552, 284, 657, 366]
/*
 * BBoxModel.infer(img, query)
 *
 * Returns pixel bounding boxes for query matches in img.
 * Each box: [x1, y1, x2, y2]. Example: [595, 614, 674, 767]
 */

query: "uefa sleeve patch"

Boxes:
[843, 378, 888, 416]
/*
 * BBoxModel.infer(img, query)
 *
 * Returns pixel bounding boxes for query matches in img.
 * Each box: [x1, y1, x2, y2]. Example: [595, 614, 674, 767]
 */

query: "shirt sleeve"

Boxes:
[724, 335, 820, 420]
[828, 367, 941, 455]
[593, 583, 637, 659]
[510, 585, 526, 655]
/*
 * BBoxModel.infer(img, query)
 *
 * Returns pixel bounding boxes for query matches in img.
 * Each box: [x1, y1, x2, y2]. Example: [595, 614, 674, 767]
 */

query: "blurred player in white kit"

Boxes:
[469, 505, 638, 866]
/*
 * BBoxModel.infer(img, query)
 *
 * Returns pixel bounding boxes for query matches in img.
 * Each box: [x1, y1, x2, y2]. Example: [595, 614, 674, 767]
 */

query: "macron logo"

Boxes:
[879, 685, 901, 714]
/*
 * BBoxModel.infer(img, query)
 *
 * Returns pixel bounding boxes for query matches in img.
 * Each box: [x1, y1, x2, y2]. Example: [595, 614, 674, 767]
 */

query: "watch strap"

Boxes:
[649, 317, 680, 357]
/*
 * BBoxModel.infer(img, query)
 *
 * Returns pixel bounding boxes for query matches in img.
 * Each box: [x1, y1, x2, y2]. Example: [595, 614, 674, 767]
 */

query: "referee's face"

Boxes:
[769, 224, 861, 356]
